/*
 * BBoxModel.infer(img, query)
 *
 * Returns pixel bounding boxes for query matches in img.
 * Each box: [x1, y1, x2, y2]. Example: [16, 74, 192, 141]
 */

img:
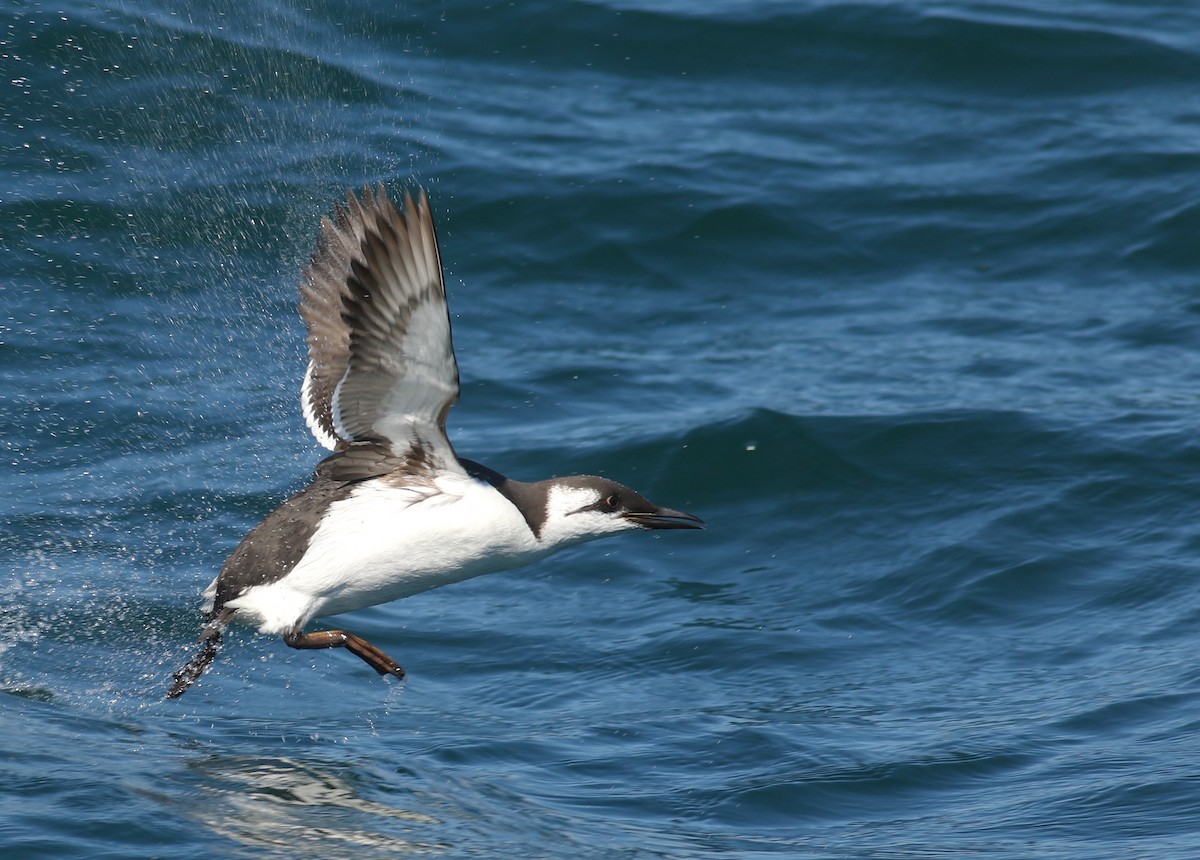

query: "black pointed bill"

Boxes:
[623, 507, 705, 530]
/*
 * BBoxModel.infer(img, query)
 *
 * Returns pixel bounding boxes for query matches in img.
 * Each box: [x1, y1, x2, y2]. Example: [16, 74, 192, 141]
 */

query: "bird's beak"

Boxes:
[623, 506, 705, 530]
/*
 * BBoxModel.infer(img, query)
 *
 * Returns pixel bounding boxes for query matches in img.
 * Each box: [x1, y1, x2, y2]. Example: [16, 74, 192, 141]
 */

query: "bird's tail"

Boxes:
[167, 609, 233, 699]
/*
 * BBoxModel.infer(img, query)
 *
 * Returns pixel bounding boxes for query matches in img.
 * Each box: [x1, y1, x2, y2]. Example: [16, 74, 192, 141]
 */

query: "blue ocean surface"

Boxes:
[5, 0, 1200, 856]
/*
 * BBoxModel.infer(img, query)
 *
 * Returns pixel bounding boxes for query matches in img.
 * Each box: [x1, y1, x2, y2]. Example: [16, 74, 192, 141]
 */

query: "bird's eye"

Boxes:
[604, 494, 620, 510]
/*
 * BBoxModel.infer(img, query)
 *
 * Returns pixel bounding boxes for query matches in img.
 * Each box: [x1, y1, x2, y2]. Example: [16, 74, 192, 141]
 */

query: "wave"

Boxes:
[423, 1, 1199, 93]
[582, 406, 1200, 632]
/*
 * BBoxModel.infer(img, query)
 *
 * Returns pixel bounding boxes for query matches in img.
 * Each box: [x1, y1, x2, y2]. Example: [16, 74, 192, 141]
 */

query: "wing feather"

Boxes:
[297, 185, 461, 474]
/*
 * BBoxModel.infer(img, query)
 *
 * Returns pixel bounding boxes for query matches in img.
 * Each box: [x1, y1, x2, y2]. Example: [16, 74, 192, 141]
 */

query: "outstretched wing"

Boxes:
[297, 185, 462, 474]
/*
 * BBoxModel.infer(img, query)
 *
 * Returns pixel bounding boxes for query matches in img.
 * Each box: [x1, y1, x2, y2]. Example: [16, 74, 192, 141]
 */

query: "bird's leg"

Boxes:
[168, 635, 220, 699]
[284, 627, 406, 680]
[167, 608, 235, 700]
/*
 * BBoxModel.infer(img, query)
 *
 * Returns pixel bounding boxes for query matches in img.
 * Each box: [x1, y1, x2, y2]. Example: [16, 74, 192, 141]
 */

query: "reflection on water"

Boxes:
[177, 755, 442, 854]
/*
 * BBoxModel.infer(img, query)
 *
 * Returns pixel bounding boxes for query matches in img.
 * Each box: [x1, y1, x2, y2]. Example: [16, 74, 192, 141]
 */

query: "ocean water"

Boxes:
[5, 0, 1200, 856]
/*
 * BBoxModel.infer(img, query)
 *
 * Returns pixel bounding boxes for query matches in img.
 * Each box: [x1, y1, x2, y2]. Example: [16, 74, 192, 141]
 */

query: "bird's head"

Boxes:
[538, 476, 704, 548]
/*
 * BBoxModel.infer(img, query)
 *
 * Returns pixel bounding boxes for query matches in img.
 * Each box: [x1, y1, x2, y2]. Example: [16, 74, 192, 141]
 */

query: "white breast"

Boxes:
[224, 474, 545, 634]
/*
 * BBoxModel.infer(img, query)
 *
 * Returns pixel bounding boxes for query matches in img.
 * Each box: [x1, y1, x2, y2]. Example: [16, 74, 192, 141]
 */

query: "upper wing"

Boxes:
[297, 185, 462, 474]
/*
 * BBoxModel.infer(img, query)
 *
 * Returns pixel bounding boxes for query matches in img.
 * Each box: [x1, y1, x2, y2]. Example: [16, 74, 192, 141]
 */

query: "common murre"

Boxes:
[168, 185, 703, 698]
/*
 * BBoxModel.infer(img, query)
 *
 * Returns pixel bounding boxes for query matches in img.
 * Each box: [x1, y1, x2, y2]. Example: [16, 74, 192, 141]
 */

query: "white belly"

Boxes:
[224, 475, 545, 634]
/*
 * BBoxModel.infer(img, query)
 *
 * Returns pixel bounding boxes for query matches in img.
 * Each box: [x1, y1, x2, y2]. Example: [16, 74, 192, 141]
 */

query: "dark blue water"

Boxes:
[5, 1, 1200, 856]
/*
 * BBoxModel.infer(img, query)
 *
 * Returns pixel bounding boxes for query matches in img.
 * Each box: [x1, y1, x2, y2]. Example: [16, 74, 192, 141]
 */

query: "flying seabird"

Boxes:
[168, 185, 702, 698]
